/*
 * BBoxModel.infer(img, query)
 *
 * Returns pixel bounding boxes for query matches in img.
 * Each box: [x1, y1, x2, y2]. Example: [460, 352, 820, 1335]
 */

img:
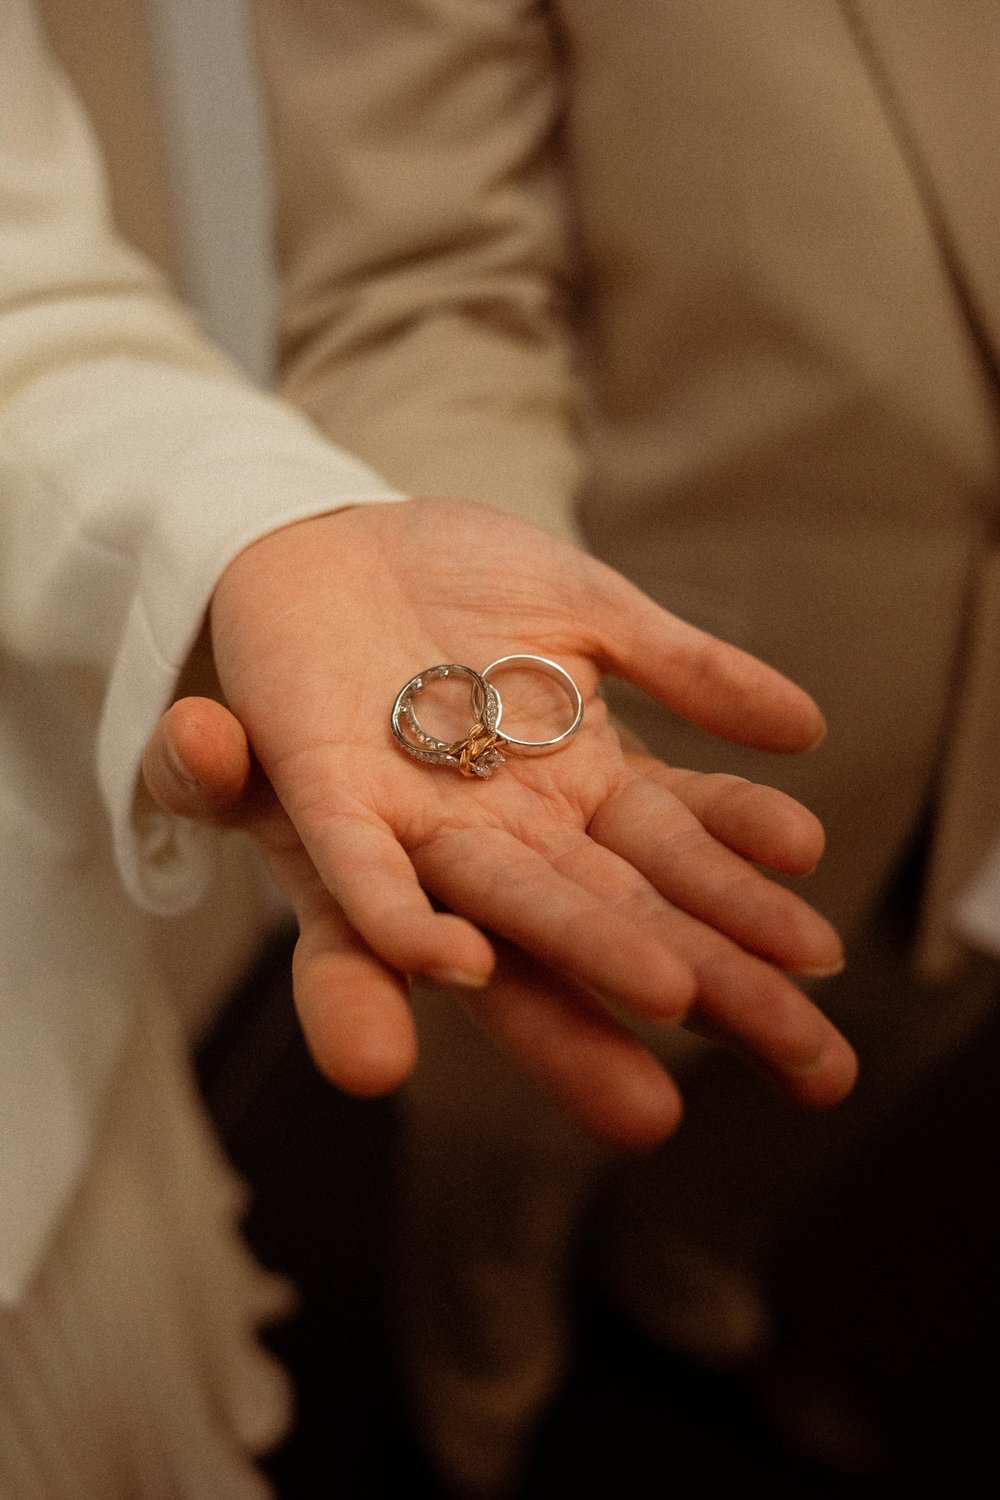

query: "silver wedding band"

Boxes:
[481, 654, 584, 753]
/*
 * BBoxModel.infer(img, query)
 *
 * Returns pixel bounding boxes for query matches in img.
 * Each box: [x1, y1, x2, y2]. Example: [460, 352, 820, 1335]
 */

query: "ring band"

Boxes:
[481, 654, 584, 753]
[391, 655, 583, 777]
[391, 664, 506, 778]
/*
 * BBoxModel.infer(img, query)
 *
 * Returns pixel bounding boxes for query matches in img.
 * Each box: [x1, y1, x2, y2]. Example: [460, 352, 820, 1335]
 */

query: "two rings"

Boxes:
[391, 655, 583, 780]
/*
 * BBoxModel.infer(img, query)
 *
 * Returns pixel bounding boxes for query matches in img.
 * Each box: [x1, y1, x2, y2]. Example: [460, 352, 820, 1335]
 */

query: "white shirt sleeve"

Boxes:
[0, 0, 403, 913]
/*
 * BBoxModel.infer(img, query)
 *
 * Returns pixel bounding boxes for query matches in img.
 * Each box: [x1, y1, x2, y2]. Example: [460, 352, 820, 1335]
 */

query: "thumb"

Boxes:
[142, 697, 252, 823]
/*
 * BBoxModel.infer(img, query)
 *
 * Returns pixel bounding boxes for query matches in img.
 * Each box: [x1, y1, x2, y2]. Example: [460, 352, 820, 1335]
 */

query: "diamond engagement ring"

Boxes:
[391, 655, 584, 779]
[391, 664, 507, 779]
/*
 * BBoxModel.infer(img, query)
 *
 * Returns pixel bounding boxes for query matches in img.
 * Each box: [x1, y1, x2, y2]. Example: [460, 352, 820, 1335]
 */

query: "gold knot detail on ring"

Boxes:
[457, 723, 508, 779]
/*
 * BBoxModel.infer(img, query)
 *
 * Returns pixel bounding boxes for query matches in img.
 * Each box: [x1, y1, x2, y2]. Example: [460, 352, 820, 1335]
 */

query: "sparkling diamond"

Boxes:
[470, 748, 506, 779]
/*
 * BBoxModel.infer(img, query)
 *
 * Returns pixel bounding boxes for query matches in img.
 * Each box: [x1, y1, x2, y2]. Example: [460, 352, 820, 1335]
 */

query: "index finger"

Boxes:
[583, 555, 826, 753]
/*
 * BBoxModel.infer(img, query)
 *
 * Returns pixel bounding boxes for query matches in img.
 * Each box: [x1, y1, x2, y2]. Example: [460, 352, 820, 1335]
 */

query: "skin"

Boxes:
[143, 498, 857, 1149]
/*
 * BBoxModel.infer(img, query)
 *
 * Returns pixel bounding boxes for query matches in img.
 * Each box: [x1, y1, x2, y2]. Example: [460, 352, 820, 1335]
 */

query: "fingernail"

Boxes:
[798, 958, 846, 979]
[164, 737, 201, 790]
[426, 966, 490, 989]
[790, 1049, 828, 1077]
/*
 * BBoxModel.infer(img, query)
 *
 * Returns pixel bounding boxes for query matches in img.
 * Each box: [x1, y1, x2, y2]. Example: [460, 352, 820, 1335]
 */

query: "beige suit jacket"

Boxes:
[251, 0, 1000, 979]
[55, 0, 999, 972]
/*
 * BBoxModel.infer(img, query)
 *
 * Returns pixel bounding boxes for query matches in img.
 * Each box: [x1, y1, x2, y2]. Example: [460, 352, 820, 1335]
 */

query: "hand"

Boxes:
[144, 498, 856, 1143]
[144, 696, 852, 1147]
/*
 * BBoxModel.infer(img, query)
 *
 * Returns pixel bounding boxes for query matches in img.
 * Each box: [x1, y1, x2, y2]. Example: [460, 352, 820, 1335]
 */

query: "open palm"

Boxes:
[151, 498, 856, 1143]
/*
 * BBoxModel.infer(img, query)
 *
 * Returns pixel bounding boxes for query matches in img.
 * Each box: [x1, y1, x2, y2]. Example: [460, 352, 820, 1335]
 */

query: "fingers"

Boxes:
[301, 813, 497, 987]
[150, 701, 494, 985]
[410, 826, 698, 1018]
[589, 775, 842, 975]
[291, 886, 419, 1097]
[142, 697, 251, 823]
[460, 943, 684, 1150]
[585, 557, 826, 753]
[682, 956, 859, 1110]
[520, 825, 857, 1109]
[271, 813, 679, 1134]
[150, 700, 497, 1009]
[145, 703, 419, 1094]
[630, 760, 827, 876]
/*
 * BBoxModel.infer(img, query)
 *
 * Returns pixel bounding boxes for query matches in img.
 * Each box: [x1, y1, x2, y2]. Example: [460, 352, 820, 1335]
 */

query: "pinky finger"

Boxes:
[628, 757, 826, 876]
[462, 943, 685, 1151]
